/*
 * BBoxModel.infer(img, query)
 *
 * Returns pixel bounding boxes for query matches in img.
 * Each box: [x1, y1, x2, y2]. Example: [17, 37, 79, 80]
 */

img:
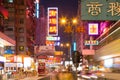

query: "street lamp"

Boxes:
[60, 17, 78, 66]
[60, 17, 78, 26]
[60, 17, 78, 51]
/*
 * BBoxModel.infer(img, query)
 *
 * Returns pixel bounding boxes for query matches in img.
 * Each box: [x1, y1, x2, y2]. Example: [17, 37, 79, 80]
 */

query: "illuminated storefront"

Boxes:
[0, 32, 15, 73]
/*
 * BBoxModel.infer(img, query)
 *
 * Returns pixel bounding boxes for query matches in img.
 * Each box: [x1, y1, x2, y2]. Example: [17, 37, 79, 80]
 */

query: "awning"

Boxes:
[0, 32, 15, 46]
[0, 6, 8, 19]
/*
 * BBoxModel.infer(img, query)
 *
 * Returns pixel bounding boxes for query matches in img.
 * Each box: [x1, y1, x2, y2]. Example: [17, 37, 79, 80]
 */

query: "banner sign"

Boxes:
[48, 7, 58, 36]
[81, 0, 120, 20]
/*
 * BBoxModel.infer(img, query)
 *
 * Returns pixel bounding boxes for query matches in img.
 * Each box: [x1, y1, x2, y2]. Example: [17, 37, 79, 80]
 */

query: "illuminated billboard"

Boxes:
[84, 40, 99, 45]
[48, 7, 58, 36]
[88, 23, 99, 35]
[4, 46, 15, 54]
[46, 36, 60, 41]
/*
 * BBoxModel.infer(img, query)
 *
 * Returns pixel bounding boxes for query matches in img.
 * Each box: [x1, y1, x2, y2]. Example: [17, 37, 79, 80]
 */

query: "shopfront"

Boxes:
[0, 56, 5, 74]
[0, 32, 15, 73]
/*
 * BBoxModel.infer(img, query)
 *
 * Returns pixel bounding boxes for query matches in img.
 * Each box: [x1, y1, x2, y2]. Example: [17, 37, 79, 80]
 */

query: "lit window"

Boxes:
[8, 0, 13, 3]
[19, 37, 24, 42]
[19, 28, 24, 33]
[19, 46, 24, 51]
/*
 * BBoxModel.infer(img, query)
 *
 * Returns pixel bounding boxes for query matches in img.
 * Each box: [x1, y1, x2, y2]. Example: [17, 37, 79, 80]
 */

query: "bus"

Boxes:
[38, 62, 46, 76]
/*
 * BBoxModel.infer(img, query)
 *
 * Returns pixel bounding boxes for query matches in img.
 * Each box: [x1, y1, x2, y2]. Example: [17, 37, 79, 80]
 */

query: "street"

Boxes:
[8, 71, 120, 80]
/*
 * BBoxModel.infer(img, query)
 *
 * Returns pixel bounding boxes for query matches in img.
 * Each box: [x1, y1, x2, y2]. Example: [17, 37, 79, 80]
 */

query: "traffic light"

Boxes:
[72, 51, 83, 64]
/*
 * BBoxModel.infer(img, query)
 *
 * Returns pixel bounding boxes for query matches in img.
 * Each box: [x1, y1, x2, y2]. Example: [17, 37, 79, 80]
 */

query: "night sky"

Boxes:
[41, 0, 78, 52]
[41, 0, 78, 18]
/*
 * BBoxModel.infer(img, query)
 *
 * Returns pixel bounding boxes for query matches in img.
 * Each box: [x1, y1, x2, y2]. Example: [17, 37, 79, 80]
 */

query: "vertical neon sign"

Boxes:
[48, 7, 58, 36]
[35, 0, 39, 18]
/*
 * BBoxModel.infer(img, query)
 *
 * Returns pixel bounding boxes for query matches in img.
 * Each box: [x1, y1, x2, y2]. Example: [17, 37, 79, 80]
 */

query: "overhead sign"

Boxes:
[34, 46, 55, 54]
[48, 7, 58, 36]
[46, 40, 60, 46]
[54, 51, 63, 56]
[81, 0, 120, 20]
[46, 36, 60, 41]
[88, 23, 99, 35]
[85, 40, 99, 45]
[82, 49, 95, 55]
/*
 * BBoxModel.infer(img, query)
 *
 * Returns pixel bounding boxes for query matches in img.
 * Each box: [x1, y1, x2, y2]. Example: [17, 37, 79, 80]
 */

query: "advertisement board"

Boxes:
[34, 46, 55, 55]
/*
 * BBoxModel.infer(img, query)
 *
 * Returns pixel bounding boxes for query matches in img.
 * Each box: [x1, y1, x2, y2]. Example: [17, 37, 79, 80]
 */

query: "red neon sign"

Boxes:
[48, 7, 58, 36]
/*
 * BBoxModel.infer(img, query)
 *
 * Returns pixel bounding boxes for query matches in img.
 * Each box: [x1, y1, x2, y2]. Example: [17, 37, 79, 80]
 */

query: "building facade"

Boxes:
[1, 0, 35, 55]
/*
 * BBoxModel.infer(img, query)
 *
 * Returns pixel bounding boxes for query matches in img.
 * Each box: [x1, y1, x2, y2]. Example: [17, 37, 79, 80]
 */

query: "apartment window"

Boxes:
[19, 9, 24, 14]
[19, 46, 24, 51]
[18, 27, 24, 33]
[19, 18, 24, 24]
[8, 18, 14, 22]
[8, 0, 13, 3]
[17, 0, 24, 5]
[5, 27, 14, 31]
[9, 8, 14, 12]
[19, 37, 24, 42]
[20, 0, 24, 5]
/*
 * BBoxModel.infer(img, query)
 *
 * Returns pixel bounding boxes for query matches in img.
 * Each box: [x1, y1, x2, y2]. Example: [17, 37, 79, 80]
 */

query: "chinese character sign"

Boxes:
[107, 2, 120, 16]
[48, 7, 58, 36]
[87, 2, 103, 16]
[88, 23, 99, 35]
[81, 0, 120, 20]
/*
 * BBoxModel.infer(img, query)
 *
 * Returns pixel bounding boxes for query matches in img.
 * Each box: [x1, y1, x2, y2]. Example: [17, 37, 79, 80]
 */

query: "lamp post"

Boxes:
[60, 43, 71, 66]
[60, 17, 78, 53]
[60, 17, 78, 66]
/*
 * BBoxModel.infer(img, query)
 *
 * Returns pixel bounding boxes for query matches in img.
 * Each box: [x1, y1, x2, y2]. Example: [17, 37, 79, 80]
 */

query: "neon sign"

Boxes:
[85, 40, 99, 45]
[48, 7, 58, 36]
[46, 36, 60, 41]
[35, 0, 39, 18]
[88, 23, 99, 35]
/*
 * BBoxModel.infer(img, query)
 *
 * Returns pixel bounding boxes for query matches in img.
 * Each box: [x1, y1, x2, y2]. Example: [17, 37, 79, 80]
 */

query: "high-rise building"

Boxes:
[35, 5, 47, 46]
[1, 0, 47, 56]
[1, 0, 35, 55]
